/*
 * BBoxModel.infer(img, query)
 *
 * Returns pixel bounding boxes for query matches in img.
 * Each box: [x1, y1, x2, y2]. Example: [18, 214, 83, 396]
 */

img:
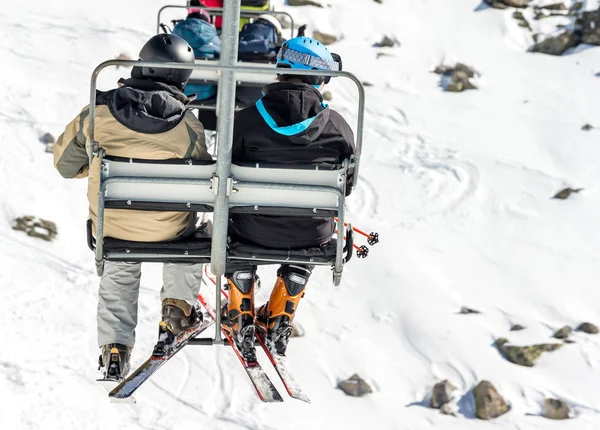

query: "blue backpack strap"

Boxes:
[255, 99, 328, 136]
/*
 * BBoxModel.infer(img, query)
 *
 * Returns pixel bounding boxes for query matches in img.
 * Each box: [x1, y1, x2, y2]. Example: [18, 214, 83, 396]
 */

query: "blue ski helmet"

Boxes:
[276, 36, 341, 85]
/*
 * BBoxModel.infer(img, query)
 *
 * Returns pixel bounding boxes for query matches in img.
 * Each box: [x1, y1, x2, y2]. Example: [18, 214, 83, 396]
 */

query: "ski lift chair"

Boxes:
[87, 51, 364, 346]
[87, 152, 355, 285]
[86, 64, 359, 285]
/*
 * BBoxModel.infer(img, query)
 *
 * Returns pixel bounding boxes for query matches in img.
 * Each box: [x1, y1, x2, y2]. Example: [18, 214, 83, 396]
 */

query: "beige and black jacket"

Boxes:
[53, 78, 212, 242]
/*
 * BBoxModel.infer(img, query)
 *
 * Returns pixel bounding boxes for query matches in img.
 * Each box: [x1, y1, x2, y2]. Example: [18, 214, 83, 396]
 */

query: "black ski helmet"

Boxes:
[131, 34, 195, 90]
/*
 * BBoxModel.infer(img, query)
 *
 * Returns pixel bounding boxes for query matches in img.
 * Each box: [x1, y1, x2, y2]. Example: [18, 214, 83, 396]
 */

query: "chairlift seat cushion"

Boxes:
[227, 239, 338, 265]
[103, 235, 337, 265]
[103, 230, 212, 257]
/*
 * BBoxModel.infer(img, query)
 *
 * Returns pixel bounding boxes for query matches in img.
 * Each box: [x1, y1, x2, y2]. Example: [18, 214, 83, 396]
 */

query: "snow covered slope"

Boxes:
[2, 0, 600, 428]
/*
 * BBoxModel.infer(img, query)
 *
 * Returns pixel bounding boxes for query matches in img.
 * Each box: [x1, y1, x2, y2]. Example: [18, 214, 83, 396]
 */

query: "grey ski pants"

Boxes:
[97, 261, 204, 348]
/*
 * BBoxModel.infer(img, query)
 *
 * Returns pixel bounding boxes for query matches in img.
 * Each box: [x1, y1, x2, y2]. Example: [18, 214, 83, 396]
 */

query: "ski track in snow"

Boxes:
[364, 132, 481, 228]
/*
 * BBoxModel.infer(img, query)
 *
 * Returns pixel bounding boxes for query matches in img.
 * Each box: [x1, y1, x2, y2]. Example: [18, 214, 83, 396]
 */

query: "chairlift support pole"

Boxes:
[210, 0, 241, 342]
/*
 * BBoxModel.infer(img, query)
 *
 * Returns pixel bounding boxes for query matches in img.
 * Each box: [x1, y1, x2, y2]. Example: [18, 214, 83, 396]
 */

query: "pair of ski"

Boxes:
[101, 312, 216, 403]
[105, 274, 309, 403]
[199, 272, 309, 403]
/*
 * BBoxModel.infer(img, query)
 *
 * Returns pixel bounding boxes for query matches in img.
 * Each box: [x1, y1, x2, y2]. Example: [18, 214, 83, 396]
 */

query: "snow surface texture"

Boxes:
[1, 0, 600, 428]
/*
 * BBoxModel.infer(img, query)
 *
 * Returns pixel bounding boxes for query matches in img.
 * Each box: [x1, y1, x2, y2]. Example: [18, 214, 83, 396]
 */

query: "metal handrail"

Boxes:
[157, 5, 296, 39]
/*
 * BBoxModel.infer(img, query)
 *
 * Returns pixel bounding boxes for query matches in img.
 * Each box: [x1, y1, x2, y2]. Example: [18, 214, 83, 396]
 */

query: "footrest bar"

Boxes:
[188, 338, 229, 346]
[187, 338, 264, 346]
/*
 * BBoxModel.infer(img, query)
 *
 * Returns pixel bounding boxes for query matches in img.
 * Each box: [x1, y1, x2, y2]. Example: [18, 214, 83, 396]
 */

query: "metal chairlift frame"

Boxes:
[87, 0, 364, 345]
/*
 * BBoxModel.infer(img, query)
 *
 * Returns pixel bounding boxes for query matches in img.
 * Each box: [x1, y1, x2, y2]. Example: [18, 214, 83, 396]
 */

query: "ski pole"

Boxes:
[335, 230, 369, 258]
[334, 218, 379, 245]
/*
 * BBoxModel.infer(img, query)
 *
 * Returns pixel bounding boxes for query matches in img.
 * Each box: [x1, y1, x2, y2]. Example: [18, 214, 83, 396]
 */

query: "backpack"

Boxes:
[172, 18, 221, 59]
[173, 17, 221, 101]
[238, 19, 283, 62]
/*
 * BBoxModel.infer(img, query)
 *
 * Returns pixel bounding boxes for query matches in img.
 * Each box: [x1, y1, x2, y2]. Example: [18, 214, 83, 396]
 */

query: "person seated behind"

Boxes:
[235, 14, 285, 106]
[238, 14, 284, 63]
[173, 9, 221, 101]
[189, 0, 272, 31]
[173, 9, 220, 59]
[222, 37, 355, 361]
[53, 34, 212, 381]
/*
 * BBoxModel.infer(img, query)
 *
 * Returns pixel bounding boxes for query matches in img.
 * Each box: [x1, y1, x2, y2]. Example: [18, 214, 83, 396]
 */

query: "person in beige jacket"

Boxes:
[54, 34, 212, 381]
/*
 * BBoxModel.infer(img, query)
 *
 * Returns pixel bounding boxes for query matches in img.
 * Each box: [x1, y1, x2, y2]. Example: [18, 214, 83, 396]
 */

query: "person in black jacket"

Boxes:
[222, 37, 355, 360]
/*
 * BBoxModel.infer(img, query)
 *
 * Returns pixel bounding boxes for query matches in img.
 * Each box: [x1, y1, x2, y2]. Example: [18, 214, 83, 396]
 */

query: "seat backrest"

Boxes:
[100, 155, 347, 215]
[230, 163, 346, 213]
[102, 157, 217, 209]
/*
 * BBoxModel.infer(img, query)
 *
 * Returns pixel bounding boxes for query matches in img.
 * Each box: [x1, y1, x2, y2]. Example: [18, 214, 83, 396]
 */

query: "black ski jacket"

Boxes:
[230, 82, 356, 249]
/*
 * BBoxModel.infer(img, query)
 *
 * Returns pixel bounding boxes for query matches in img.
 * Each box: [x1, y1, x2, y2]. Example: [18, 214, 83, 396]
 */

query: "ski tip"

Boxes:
[108, 389, 137, 403]
[97, 379, 136, 404]
[108, 382, 124, 397]
[108, 384, 136, 400]
[292, 394, 311, 403]
[96, 378, 118, 391]
[261, 394, 284, 403]
[108, 389, 127, 398]
[257, 385, 284, 403]
[110, 396, 137, 404]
